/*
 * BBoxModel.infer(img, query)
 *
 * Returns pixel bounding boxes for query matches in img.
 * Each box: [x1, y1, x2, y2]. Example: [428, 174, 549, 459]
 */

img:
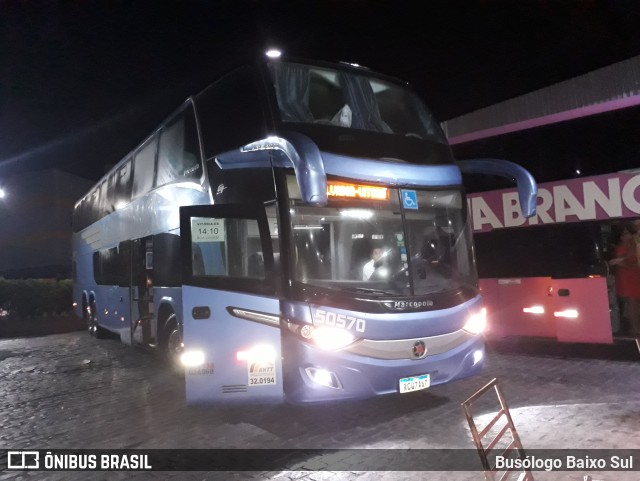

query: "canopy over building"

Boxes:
[442, 54, 640, 145]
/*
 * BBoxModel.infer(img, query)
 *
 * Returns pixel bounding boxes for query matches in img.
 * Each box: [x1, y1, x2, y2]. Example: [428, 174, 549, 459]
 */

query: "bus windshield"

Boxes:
[287, 176, 477, 297]
[268, 61, 447, 144]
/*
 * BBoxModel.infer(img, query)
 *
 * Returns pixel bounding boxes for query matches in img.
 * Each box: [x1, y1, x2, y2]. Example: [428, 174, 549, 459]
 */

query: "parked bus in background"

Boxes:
[469, 170, 640, 345]
[449, 93, 640, 346]
[72, 52, 536, 404]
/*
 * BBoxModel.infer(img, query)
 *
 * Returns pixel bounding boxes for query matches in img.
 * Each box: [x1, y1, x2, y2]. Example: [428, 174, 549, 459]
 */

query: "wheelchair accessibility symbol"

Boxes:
[402, 190, 418, 209]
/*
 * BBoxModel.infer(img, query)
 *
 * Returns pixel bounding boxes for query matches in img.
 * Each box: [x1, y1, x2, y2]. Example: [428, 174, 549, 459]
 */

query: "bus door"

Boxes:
[179, 204, 283, 404]
[130, 236, 155, 347]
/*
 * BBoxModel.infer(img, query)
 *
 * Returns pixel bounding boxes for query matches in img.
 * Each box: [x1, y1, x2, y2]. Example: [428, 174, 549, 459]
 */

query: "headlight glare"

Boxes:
[463, 307, 487, 335]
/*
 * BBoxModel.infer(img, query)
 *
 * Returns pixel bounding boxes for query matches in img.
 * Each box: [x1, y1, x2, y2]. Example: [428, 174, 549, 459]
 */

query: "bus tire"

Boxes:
[88, 299, 109, 339]
[83, 296, 91, 336]
[161, 312, 183, 372]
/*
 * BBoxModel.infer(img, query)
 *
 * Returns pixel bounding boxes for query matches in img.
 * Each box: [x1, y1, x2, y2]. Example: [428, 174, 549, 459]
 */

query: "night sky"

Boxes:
[2, 0, 640, 181]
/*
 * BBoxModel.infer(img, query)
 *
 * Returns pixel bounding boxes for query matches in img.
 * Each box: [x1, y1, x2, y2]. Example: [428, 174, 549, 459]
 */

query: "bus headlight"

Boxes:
[287, 322, 358, 350]
[312, 326, 357, 350]
[463, 308, 487, 335]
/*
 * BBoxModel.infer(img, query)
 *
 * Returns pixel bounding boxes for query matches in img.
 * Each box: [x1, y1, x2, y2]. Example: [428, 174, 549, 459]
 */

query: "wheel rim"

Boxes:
[167, 327, 183, 364]
[86, 302, 96, 335]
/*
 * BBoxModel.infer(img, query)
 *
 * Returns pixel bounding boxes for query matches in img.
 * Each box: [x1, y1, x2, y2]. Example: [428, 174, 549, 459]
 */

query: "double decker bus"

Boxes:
[72, 53, 536, 404]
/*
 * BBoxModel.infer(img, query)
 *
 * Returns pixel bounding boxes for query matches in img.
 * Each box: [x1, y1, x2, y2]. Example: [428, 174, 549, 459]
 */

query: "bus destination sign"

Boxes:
[327, 182, 389, 200]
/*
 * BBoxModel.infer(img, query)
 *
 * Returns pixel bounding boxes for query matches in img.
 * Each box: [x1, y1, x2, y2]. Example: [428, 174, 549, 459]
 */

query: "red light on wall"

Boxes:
[554, 309, 579, 319]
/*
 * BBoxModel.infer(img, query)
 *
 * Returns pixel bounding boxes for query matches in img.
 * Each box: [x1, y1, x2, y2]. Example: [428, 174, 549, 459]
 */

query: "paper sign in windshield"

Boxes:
[191, 218, 225, 242]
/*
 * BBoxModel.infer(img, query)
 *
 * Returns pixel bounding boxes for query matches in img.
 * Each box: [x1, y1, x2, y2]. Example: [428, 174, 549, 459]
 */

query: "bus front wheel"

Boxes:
[162, 313, 183, 372]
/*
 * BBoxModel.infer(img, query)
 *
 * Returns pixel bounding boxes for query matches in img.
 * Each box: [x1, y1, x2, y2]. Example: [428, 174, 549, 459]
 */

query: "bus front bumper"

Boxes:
[282, 334, 484, 404]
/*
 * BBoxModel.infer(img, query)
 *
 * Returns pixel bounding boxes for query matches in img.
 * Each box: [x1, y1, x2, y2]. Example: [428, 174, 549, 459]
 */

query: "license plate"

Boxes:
[399, 374, 430, 393]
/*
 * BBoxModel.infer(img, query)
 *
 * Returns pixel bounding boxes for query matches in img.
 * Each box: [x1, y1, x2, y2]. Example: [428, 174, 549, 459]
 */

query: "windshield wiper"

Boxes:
[341, 287, 395, 296]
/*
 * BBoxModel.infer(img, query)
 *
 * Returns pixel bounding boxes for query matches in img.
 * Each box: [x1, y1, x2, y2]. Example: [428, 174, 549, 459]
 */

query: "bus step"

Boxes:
[461, 378, 534, 481]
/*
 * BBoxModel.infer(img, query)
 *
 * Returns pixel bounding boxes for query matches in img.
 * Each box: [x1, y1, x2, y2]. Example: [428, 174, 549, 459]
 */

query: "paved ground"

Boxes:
[1, 332, 640, 480]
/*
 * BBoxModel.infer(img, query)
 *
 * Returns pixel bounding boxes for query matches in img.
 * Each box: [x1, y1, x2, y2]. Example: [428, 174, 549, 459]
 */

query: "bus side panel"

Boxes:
[182, 286, 283, 404]
[553, 277, 613, 344]
[481, 277, 555, 339]
[99, 285, 130, 336]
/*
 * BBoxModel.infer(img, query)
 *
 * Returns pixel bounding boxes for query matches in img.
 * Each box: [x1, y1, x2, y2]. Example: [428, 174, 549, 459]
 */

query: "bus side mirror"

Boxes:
[457, 158, 537, 218]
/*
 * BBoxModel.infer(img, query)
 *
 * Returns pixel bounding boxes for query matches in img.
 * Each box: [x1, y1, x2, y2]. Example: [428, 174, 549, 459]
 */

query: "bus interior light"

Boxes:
[463, 308, 487, 335]
[523, 306, 545, 314]
[375, 267, 390, 278]
[340, 209, 374, 220]
[180, 350, 205, 368]
[554, 309, 579, 319]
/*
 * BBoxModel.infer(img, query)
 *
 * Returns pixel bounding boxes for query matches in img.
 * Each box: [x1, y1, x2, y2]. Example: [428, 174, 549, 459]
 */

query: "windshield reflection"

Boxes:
[288, 177, 478, 297]
[268, 61, 447, 143]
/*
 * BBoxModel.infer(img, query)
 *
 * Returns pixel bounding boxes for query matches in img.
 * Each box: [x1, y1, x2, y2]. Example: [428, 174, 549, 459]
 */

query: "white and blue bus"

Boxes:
[72, 54, 537, 404]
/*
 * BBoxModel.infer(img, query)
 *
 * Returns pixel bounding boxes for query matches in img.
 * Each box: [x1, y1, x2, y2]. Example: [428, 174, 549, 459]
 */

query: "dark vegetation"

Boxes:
[0, 279, 84, 338]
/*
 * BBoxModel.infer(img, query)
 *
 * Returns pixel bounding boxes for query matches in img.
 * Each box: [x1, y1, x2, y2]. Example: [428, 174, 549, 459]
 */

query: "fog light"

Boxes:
[305, 367, 341, 389]
[180, 350, 205, 368]
[473, 349, 484, 365]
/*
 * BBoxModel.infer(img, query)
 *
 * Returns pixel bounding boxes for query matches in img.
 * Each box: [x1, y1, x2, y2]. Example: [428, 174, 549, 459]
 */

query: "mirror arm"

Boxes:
[458, 158, 537, 217]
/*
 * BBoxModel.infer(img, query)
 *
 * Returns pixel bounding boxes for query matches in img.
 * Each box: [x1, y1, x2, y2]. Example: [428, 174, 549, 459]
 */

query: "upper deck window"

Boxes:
[268, 61, 447, 144]
[132, 136, 158, 200]
[156, 104, 202, 187]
